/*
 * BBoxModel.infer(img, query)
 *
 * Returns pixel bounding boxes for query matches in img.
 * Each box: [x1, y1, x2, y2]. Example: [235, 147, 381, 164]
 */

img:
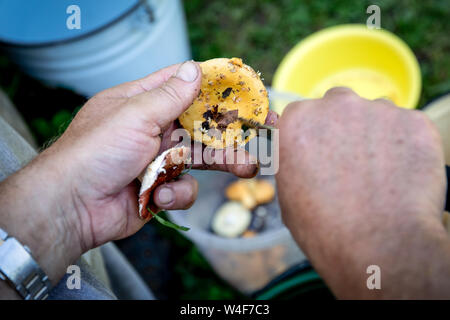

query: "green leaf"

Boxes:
[149, 209, 190, 231]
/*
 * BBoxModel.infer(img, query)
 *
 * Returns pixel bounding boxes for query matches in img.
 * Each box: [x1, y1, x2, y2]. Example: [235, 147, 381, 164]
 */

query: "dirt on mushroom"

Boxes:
[179, 58, 269, 149]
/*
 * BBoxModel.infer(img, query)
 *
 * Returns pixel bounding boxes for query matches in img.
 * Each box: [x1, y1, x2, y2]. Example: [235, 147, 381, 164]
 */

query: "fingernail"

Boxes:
[158, 187, 174, 205]
[175, 61, 198, 82]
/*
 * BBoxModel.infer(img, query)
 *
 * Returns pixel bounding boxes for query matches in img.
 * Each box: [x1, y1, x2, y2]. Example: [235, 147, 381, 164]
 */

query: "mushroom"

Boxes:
[178, 58, 269, 149]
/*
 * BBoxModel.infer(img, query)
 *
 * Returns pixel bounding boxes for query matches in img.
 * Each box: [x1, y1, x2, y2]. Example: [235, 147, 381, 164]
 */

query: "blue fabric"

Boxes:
[48, 258, 116, 300]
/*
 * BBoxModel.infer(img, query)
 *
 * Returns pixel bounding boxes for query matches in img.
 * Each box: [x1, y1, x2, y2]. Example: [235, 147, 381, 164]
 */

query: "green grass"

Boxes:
[0, 0, 449, 299]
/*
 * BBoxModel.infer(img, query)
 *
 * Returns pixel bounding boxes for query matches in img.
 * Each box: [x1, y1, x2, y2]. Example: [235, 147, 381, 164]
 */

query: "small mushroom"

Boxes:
[211, 201, 252, 238]
[242, 230, 257, 238]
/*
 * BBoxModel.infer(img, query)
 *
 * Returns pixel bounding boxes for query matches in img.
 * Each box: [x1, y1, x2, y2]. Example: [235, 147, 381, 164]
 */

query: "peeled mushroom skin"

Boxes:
[252, 180, 275, 205]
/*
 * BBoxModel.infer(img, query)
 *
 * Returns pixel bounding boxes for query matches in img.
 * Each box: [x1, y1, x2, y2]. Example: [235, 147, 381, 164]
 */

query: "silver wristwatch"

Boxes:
[0, 227, 52, 300]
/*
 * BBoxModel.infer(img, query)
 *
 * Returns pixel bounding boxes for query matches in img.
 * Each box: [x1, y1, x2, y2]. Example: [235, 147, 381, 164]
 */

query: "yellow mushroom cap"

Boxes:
[178, 58, 269, 149]
[225, 178, 275, 210]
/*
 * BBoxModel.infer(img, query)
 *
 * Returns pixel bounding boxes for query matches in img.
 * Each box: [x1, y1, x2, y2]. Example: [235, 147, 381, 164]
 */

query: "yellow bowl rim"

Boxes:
[272, 24, 422, 109]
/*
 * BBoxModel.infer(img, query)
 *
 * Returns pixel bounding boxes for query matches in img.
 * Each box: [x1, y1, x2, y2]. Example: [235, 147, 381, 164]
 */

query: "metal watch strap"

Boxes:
[0, 229, 52, 300]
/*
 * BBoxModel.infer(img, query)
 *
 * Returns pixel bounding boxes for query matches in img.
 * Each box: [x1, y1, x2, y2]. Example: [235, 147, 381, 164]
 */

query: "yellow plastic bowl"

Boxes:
[272, 24, 421, 113]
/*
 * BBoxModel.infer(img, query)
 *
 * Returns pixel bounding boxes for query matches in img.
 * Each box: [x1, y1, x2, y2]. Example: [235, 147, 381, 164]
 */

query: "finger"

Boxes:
[265, 110, 279, 127]
[152, 174, 198, 210]
[323, 86, 357, 99]
[223, 149, 259, 178]
[131, 61, 202, 134]
[101, 63, 182, 98]
[192, 146, 259, 178]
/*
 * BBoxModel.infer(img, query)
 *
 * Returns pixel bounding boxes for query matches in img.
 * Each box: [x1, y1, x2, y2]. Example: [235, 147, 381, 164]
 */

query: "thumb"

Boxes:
[133, 60, 201, 132]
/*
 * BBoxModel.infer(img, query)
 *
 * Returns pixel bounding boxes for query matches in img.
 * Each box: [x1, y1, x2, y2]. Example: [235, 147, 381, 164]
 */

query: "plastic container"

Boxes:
[0, 0, 191, 97]
[168, 170, 307, 294]
[272, 24, 421, 113]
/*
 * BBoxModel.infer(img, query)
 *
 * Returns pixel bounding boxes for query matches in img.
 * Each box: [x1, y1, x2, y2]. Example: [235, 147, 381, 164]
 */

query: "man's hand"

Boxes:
[0, 61, 271, 288]
[276, 87, 450, 299]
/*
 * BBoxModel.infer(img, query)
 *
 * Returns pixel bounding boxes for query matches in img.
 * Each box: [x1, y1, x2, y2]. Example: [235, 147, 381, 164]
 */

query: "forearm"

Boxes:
[299, 214, 450, 299]
[0, 151, 83, 298]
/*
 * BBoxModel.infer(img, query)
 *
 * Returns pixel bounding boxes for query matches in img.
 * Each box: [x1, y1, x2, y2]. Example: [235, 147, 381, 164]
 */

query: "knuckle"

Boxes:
[178, 176, 197, 203]
[278, 106, 297, 132]
[182, 186, 197, 208]
[373, 98, 396, 107]
[336, 92, 360, 106]
[281, 101, 302, 117]
[370, 100, 399, 121]
[407, 110, 442, 149]
[409, 110, 434, 132]
[158, 82, 184, 106]
[324, 87, 358, 101]
[92, 90, 107, 99]
[183, 200, 195, 209]
[186, 182, 197, 201]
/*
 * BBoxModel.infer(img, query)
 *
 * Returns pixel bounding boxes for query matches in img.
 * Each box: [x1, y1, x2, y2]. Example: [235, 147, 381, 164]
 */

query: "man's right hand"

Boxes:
[276, 87, 450, 299]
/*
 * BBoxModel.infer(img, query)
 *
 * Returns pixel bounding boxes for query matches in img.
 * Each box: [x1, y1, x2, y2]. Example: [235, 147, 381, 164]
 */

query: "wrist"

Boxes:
[311, 211, 450, 299]
[0, 149, 84, 284]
